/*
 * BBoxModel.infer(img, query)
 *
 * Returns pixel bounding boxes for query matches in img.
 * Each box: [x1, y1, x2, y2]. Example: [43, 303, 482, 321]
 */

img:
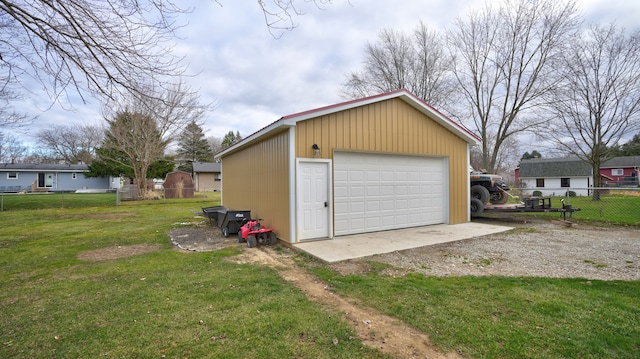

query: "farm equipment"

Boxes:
[470, 170, 511, 205]
[201, 206, 251, 238]
[470, 196, 580, 220]
[237, 218, 277, 248]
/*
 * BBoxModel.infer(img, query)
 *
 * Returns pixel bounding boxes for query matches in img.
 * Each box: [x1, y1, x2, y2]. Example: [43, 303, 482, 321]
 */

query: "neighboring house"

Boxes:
[600, 156, 640, 187]
[216, 89, 481, 244]
[192, 162, 221, 192]
[0, 163, 114, 193]
[517, 157, 593, 196]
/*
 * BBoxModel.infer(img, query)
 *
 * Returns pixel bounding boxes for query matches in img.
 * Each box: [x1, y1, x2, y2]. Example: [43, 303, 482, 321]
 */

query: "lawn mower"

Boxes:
[237, 218, 277, 248]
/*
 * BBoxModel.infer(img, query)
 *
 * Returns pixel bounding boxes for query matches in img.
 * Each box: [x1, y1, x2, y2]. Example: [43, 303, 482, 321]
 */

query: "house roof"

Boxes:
[192, 162, 221, 173]
[216, 89, 481, 158]
[601, 156, 640, 168]
[518, 157, 592, 177]
[0, 163, 89, 172]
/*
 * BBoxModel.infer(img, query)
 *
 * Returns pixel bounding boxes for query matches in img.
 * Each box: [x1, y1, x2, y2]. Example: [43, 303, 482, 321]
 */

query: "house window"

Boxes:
[7, 172, 18, 179]
[611, 169, 623, 176]
[214, 173, 221, 182]
[561, 178, 570, 187]
[536, 178, 545, 187]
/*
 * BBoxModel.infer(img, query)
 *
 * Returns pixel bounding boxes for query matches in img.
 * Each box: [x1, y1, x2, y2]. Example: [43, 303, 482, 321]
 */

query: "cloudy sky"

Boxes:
[10, 0, 640, 148]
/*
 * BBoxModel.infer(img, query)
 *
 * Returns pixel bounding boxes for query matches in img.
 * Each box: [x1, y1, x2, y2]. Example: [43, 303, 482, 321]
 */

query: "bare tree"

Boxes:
[36, 124, 103, 164]
[255, 0, 333, 37]
[0, 0, 334, 125]
[101, 111, 169, 195]
[103, 81, 212, 144]
[342, 22, 455, 110]
[96, 81, 210, 195]
[547, 24, 640, 199]
[0, 83, 30, 128]
[0, 1, 190, 117]
[0, 131, 27, 163]
[448, 0, 580, 172]
[207, 136, 223, 160]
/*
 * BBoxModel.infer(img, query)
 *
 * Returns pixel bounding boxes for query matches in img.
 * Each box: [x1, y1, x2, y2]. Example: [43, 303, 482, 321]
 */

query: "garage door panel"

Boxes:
[334, 152, 447, 236]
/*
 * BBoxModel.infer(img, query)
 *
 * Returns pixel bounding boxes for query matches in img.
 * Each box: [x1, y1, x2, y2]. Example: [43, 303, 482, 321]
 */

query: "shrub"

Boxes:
[533, 190, 542, 197]
[565, 190, 576, 197]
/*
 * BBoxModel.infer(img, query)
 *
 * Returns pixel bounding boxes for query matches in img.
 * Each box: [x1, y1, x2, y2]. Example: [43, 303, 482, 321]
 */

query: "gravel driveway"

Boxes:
[331, 217, 640, 281]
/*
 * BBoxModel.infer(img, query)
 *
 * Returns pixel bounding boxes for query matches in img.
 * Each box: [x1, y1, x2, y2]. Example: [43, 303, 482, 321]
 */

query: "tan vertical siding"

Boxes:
[296, 98, 470, 224]
[221, 130, 291, 241]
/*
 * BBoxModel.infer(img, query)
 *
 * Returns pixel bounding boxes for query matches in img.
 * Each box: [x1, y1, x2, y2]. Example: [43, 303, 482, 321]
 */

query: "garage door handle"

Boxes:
[324, 202, 328, 208]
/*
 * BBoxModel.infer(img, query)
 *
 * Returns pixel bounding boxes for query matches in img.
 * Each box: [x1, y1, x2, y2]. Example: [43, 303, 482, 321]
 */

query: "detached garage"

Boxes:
[217, 89, 480, 243]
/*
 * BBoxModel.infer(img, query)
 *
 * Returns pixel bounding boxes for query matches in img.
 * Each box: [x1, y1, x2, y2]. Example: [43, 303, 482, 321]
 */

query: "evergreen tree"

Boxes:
[521, 151, 542, 160]
[176, 121, 214, 173]
[221, 130, 243, 149]
[610, 133, 640, 156]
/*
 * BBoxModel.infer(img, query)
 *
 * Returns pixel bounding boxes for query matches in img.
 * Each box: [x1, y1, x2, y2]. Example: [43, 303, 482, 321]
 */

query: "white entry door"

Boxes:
[297, 161, 330, 240]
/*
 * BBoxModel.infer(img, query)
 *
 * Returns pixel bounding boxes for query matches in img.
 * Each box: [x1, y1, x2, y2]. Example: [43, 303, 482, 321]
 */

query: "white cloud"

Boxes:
[7, 0, 640, 149]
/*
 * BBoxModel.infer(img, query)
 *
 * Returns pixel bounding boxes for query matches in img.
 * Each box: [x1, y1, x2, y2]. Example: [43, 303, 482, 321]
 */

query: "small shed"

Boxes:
[163, 171, 194, 198]
[216, 89, 481, 243]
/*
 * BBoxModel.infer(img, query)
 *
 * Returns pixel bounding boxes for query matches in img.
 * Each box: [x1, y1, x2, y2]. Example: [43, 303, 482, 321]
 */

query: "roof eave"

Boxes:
[216, 121, 294, 159]
[216, 89, 482, 158]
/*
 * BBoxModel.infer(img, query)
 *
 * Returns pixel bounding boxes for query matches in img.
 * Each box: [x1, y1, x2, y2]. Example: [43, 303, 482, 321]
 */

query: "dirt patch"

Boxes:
[77, 243, 162, 261]
[229, 247, 461, 359]
[168, 225, 237, 252]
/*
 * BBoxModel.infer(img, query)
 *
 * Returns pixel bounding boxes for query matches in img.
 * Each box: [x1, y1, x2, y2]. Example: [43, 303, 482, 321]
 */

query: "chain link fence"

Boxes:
[504, 187, 640, 225]
[114, 185, 219, 203]
[0, 186, 220, 211]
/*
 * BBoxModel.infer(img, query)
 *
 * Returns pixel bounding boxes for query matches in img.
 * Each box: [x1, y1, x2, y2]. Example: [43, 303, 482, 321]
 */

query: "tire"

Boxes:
[237, 230, 245, 243]
[247, 235, 257, 248]
[471, 185, 490, 205]
[267, 232, 277, 245]
[222, 226, 229, 238]
[470, 198, 485, 217]
[490, 191, 509, 204]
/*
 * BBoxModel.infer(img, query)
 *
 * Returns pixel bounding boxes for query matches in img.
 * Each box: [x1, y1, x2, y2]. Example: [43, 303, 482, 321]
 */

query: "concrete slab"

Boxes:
[294, 222, 513, 263]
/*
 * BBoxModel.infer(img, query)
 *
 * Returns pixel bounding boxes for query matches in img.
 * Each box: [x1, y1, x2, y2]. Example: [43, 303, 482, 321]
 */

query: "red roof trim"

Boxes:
[281, 89, 407, 121]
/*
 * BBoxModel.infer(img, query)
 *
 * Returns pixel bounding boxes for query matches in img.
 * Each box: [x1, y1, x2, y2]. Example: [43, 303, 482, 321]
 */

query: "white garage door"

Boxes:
[334, 152, 447, 236]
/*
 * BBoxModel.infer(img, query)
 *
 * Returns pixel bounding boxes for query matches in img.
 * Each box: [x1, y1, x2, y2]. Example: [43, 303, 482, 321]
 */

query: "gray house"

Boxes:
[516, 157, 593, 196]
[0, 163, 114, 193]
[192, 162, 221, 192]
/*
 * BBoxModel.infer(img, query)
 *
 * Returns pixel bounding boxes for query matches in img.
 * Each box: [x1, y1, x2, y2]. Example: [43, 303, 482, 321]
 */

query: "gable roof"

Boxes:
[0, 163, 89, 172]
[217, 89, 481, 158]
[518, 157, 592, 177]
[192, 162, 221, 173]
[601, 156, 640, 168]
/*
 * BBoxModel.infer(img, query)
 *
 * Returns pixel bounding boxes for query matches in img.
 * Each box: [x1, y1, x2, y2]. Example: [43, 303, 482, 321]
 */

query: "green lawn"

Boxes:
[307, 266, 640, 358]
[0, 197, 386, 358]
[0, 192, 118, 210]
[1, 195, 638, 358]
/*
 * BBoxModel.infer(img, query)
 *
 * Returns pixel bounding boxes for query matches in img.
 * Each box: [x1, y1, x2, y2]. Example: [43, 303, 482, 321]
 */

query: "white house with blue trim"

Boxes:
[0, 163, 116, 193]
